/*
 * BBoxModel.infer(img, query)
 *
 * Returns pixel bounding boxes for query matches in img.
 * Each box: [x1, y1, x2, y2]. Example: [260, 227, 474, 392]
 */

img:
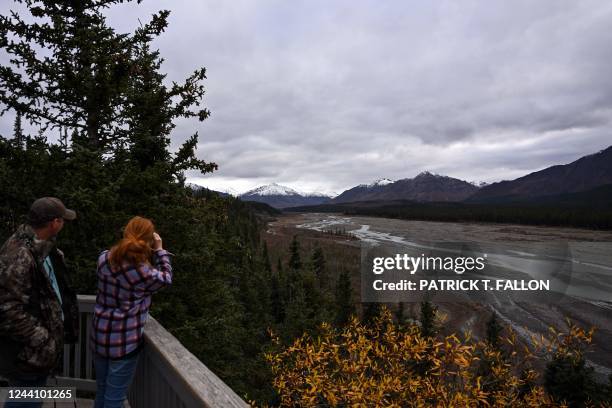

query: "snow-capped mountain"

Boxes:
[215, 186, 241, 197]
[332, 172, 479, 203]
[331, 178, 396, 203]
[242, 183, 301, 197]
[361, 178, 394, 188]
[240, 183, 333, 209]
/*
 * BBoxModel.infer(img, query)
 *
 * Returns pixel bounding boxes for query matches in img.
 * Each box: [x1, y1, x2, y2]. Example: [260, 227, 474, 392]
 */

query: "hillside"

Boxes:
[332, 172, 478, 203]
[469, 146, 612, 203]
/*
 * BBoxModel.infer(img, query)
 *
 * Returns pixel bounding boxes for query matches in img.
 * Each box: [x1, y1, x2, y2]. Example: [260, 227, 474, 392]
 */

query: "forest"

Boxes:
[287, 197, 612, 230]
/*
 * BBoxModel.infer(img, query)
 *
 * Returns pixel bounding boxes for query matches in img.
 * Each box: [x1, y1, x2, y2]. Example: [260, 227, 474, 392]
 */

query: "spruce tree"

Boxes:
[396, 302, 406, 325]
[335, 270, 354, 325]
[311, 245, 326, 288]
[0, 0, 216, 178]
[486, 312, 503, 349]
[261, 242, 272, 275]
[270, 273, 285, 324]
[288, 235, 302, 271]
[282, 278, 320, 343]
[419, 301, 438, 338]
[544, 356, 597, 407]
[12, 112, 24, 149]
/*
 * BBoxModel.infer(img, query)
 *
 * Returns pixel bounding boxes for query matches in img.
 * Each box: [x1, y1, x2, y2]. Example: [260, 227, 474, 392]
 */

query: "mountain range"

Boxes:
[331, 172, 479, 203]
[235, 173, 479, 208]
[468, 146, 612, 203]
[199, 145, 612, 209]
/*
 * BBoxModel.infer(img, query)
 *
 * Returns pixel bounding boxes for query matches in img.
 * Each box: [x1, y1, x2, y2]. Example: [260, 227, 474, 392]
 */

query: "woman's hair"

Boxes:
[109, 216, 155, 268]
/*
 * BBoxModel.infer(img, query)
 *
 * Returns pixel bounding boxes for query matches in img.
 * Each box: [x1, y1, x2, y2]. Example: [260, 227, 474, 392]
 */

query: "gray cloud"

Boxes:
[2, 0, 611, 194]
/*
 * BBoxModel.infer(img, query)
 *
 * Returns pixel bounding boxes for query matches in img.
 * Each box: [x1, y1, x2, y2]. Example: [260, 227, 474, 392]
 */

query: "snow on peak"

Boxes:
[373, 178, 394, 186]
[360, 178, 394, 188]
[242, 183, 300, 197]
[242, 183, 338, 198]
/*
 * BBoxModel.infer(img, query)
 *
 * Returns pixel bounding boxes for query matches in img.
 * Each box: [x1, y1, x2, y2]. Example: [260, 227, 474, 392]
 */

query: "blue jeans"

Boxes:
[3, 374, 47, 408]
[94, 352, 140, 408]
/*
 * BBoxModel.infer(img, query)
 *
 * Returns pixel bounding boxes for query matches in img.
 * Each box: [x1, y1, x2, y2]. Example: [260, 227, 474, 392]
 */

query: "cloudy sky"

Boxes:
[3, 1, 612, 195]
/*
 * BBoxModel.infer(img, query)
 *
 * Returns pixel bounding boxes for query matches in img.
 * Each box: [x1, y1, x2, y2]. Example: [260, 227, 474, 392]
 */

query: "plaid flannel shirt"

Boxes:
[90, 248, 172, 359]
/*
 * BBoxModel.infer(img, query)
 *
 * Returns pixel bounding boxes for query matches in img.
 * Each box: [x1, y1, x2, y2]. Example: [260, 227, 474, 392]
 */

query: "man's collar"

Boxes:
[16, 224, 56, 260]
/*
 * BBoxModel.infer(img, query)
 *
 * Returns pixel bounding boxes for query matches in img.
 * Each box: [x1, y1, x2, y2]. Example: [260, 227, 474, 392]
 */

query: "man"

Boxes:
[0, 197, 79, 408]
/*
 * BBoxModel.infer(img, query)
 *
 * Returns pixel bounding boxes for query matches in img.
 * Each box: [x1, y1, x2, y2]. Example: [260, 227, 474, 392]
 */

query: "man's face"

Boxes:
[50, 217, 64, 236]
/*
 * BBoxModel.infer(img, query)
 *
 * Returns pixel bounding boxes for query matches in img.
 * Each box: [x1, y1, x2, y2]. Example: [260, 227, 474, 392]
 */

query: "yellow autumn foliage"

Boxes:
[260, 307, 602, 407]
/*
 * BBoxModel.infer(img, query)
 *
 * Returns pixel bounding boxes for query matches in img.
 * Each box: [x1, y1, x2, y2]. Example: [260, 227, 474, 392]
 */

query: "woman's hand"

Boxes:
[152, 232, 163, 250]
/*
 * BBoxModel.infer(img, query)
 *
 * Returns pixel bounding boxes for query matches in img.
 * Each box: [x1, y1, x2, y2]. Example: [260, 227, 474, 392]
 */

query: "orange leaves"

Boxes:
[263, 307, 596, 407]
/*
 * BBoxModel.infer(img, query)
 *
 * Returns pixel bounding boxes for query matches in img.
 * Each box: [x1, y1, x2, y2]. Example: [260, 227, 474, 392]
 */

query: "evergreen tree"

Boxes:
[12, 112, 24, 149]
[419, 301, 438, 338]
[476, 313, 508, 401]
[486, 312, 503, 349]
[544, 356, 598, 407]
[311, 245, 326, 288]
[396, 302, 406, 325]
[334, 270, 354, 325]
[262, 242, 272, 275]
[288, 235, 302, 271]
[0, 0, 215, 177]
[270, 273, 285, 324]
[282, 278, 319, 343]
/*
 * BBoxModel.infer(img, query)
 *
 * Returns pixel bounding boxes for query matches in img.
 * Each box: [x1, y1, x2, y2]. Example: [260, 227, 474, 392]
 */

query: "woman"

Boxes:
[90, 216, 172, 408]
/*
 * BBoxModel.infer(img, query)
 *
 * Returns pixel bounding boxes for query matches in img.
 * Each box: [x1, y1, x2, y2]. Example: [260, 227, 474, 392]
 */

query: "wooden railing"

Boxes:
[57, 295, 249, 408]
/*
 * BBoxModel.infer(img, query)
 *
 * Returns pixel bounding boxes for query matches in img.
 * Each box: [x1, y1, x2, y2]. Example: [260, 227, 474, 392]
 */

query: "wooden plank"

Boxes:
[75, 313, 82, 378]
[62, 344, 70, 377]
[85, 313, 92, 379]
[77, 295, 96, 313]
[49, 376, 97, 392]
[128, 347, 149, 408]
[142, 317, 248, 408]
[42, 398, 93, 407]
[75, 295, 247, 408]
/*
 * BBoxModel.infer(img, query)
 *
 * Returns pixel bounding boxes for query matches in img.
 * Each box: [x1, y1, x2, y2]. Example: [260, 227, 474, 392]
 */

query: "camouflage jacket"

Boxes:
[0, 224, 79, 377]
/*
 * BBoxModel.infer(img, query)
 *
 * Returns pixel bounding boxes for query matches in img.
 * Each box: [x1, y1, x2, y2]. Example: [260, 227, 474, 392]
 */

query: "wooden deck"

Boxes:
[55, 295, 248, 408]
[42, 399, 92, 407]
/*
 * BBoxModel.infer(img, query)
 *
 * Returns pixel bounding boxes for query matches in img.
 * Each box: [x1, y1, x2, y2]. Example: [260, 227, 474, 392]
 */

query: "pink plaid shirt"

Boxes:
[90, 248, 172, 358]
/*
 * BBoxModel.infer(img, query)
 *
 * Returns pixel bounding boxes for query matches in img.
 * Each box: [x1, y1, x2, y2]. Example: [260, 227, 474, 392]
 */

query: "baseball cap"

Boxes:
[28, 197, 77, 224]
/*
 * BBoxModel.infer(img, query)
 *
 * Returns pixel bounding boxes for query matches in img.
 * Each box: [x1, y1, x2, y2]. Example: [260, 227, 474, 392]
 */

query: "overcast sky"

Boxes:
[3, 1, 612, 195]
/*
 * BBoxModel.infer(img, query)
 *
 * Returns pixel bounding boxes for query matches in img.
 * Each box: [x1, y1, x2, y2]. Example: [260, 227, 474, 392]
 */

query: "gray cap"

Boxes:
[28, 197, 77, 224]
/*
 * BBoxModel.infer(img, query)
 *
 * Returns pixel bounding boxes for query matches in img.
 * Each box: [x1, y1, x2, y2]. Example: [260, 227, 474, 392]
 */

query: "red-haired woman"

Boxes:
[90, 216, 172, 408]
